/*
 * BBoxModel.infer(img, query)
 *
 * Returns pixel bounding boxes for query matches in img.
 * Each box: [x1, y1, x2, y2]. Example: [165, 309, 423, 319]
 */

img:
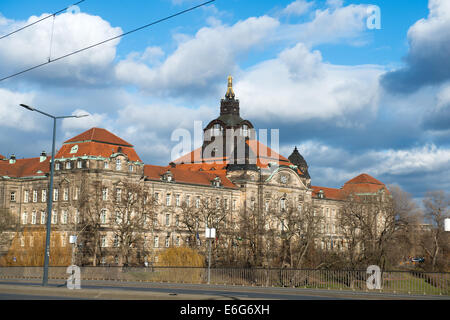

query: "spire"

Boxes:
[225, 75, 235, 100]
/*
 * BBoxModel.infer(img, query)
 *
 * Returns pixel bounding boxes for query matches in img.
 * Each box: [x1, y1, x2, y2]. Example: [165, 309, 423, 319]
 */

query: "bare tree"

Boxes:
[338, 191, 403, 270]
[420, 191, 449, 271]
[74, 173, 104, 266]
[110, 179, 155, 266]
[0, 207, 19, 257]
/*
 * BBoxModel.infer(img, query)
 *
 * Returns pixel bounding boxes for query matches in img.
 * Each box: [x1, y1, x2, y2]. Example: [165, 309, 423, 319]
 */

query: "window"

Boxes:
[165, 214, 170, 226]
[102, 188, 108, 201]
[241, 124, 249, 136]
[63, 188, 69, 201]
[116, 159, 121, 171]
[70, 145, 78, 154]
[176, 194, 180, 207]
[53, 189, 58, 202]
[31, 211, 36, 224]
[233, 199, 237, 210]
[51, 210, 57, 224]
[22, 212, 28, 224]
[66, 162, 71, 170]
[33, 190, 38, 203]
[10, 191, 16, 202]
[116, 188, 122, 202]
[40, 211, 46, 224]
[24, 190, 29, 203]
[175, 215, 179, 227]
[77, 160, 82, 169]
[115, 211, 122, 224]
[326, 208, 330, 218]
[100, 209, 107, 224]
[280, 198, 286, 211]
[42, 190, 47, 202]
[186, 195, 190, 207]
[166, 194, 171, 206]
[101, 236, 107, 248]
[61, 210, 68, 224]
[55, 162, 60, 170]
[213, 123, 222, 136]
[165, 237, 170, 248]
[216, 198, 220, 208]
[195, 197, 200, 209]
[128, 165, 133, 172]
[265, 201, 270, 212]
[224, 198, 229, 210]
[74, 188, 79, 201]
[74, 210, 80, 224]
[113, 235, 119, 247]
[154, 192, 159, 204]
[154, 236, 159, 248]
[298, 204, 302, 212]
[104, 161, 109, 169]
[176, 236, 180, 247]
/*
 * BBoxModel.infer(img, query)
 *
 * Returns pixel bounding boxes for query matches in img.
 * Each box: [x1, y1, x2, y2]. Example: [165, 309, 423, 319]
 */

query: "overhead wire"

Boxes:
[0, 0, 86, 40]
[0, 0, 215, 83]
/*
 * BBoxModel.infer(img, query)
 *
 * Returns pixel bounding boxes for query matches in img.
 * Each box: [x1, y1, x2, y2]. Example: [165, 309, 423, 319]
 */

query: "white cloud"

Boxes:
[0, 12, 122, 84]
[382, 0, 450, 92]
[278, 3, 373, 46]
[115, 16, 279, 96]
[236, 43, 384, 124]
[0, 88, 40, 131]
[61, 109, 108, 137]
[282, 0, 314, 17]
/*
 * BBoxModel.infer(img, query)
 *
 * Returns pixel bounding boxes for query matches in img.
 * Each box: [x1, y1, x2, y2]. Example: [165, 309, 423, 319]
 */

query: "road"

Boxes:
[0, 279, 448, 300]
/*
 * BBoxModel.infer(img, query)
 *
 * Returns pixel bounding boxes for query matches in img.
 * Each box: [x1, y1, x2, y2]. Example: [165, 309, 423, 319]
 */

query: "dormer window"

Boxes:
[212, 177, 222, 187]
[241, 124, 249, 137]
[213, 124, 222, 136]
[318, 190, 325, 199]
[70, 145, 78, 154]
[66, 162, 71, 170]
[77, 160, 82, 169]
[162, 171, 174, 182]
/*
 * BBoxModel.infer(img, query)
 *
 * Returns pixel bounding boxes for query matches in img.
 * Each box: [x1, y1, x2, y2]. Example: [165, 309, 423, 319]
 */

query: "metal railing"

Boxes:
[0, 266, 448, 296]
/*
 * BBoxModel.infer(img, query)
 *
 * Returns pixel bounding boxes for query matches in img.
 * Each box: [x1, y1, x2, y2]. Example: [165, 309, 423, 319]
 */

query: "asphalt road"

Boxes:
[0, 279, 448, 300]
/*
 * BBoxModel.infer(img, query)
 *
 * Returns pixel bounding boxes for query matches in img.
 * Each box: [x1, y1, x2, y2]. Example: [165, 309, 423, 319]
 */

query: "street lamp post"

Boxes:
[19, 104, 88, 286]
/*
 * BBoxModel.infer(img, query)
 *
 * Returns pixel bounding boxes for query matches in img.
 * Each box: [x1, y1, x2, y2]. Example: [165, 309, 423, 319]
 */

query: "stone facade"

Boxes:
[0, 78, 390, 266]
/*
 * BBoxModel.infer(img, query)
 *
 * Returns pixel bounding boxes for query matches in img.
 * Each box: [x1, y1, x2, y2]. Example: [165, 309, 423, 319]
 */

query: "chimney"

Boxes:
[169, 162, 176, 168]
[9, 154, 16, 164]
[40, 151, 47, 163]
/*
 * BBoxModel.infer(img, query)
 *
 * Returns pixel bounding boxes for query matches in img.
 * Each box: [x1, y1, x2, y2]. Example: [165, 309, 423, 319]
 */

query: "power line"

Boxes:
[0, 0, 86, 40]
[0, 0, 215, 83]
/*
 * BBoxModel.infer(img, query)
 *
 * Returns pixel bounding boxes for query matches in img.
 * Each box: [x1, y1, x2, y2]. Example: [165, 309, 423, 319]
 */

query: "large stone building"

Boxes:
[0, 77, 390, 267]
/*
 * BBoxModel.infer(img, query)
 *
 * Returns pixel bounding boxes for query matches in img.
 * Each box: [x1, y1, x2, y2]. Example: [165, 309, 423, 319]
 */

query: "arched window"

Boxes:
[280, 198, 287, 211]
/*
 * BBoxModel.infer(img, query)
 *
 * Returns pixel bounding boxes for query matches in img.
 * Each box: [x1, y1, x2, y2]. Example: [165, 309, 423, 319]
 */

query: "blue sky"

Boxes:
[0, 0, 449, 201]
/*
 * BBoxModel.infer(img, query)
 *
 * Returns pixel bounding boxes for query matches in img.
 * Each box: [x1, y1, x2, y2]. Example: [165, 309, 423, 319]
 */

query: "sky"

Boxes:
[0, 0, 449, 202]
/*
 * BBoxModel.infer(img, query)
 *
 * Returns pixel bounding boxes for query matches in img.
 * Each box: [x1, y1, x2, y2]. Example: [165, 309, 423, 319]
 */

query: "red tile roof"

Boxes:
[64, 128, 133, 147]
[0, 154, 5, 160]
[311, 174, 388, 200]
[144, 164, 237, 189]
[56, 141, 142, 162]
[172, 139, 301, 174]
[344, 173, 384, 186]
[311, 186, 343, 201]
[0, 157, 50, 178]
[342, 173, 388, 195]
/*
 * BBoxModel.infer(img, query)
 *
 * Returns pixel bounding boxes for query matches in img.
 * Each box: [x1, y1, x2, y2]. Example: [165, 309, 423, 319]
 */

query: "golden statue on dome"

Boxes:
[225, 75, 235, 99]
